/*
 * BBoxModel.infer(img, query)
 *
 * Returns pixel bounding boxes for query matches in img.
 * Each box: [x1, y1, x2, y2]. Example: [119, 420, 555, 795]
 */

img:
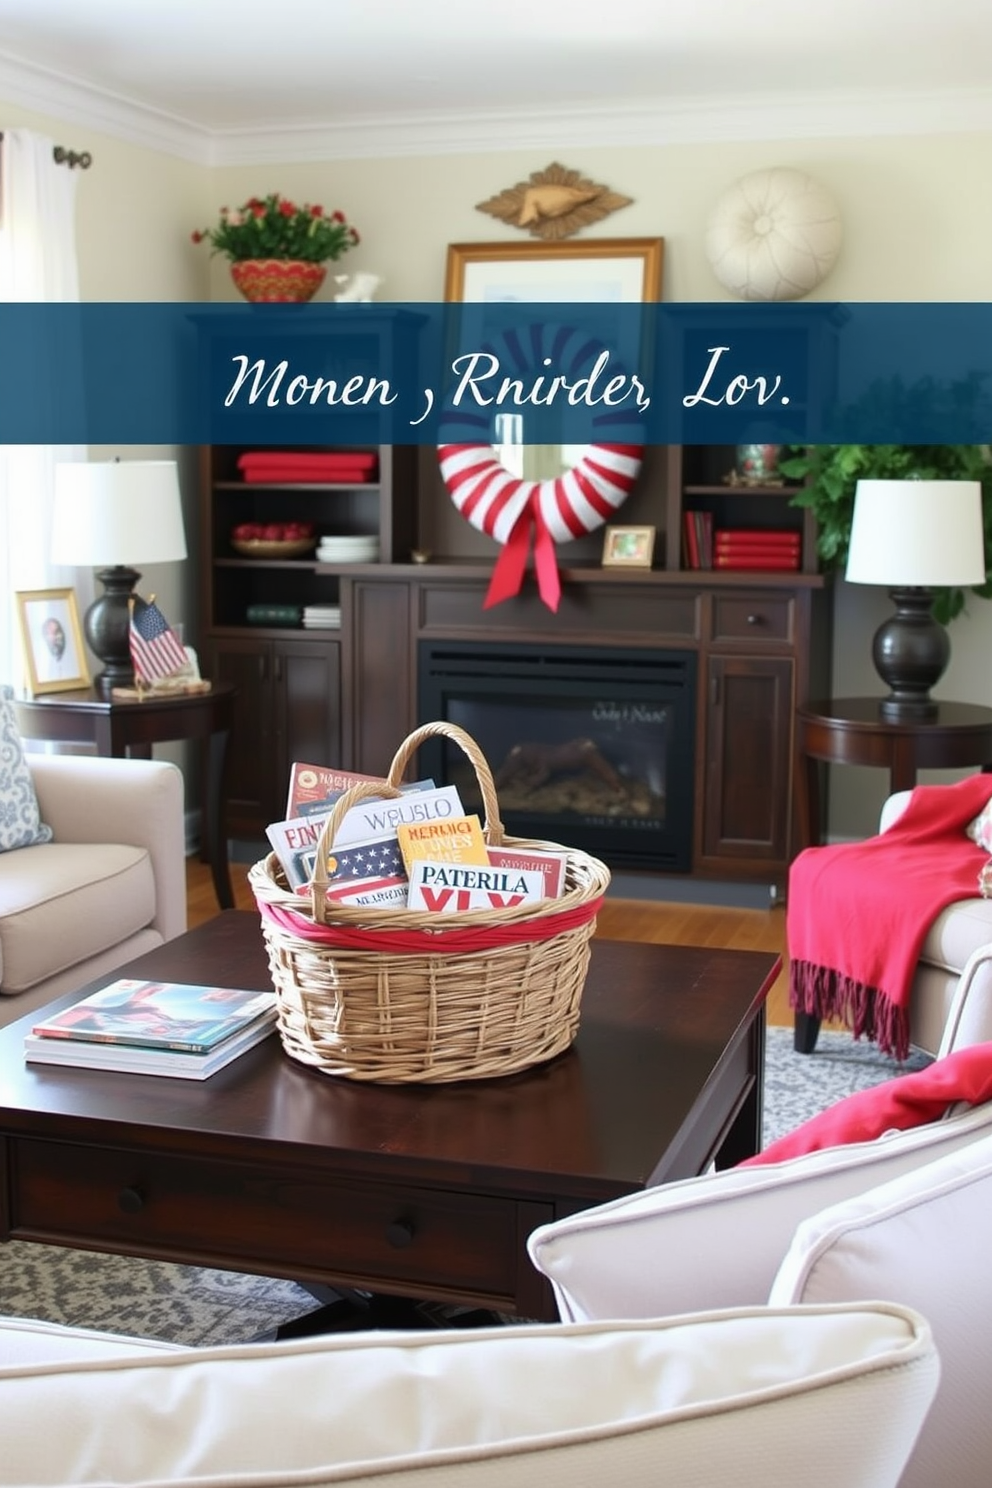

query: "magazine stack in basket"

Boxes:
[249, 721, 611, 1083]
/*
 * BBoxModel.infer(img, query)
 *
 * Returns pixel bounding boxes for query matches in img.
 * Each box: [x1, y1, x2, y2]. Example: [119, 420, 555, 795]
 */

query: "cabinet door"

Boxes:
[701, 655, 794, 866]
[272, 639, 341, 789]
[205, 637, 276, 832]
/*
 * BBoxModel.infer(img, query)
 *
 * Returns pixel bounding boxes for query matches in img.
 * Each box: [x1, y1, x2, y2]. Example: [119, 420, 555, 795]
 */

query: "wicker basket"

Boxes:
[248, 721, 611, 1083]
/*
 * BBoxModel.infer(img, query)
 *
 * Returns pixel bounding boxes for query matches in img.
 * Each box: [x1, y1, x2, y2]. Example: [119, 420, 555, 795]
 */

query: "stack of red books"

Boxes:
[237, 451, 379, 484]
[713, 528, 801, 571]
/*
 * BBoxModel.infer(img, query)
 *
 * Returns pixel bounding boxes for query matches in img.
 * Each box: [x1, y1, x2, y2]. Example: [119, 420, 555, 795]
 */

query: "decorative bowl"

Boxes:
[230, 259, 326, 304]
[231, 537, 317, 559]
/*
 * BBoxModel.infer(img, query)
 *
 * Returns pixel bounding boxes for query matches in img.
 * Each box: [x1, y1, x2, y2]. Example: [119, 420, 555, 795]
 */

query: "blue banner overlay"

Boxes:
[2, 301, 992, 445]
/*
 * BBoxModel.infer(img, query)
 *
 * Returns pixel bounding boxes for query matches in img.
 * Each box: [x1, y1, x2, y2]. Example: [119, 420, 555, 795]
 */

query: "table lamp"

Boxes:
[845, 478, 986, 721]
[52, 459, 188, 691]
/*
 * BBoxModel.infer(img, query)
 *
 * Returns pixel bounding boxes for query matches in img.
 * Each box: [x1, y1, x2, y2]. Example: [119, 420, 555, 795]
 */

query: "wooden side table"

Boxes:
[14, 683, 237, 911]
[792, 696, 992, 1051]
[795, 697, 992, 850]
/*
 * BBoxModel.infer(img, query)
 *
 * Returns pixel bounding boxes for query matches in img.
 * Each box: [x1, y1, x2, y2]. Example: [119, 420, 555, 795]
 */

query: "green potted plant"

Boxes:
[192, 192, 360, 302]
[781, 442, 992, 622]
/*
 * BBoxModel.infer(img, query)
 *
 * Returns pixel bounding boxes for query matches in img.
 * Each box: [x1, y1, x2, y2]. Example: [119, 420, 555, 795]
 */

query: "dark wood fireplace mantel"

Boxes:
[341, 563, 831, 891]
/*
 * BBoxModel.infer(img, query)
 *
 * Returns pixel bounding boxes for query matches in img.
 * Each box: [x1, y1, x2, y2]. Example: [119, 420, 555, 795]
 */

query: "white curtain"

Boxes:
[0, 128, 89, 686]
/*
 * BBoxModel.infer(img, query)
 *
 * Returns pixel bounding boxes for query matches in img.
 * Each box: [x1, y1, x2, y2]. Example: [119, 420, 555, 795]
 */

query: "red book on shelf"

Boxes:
[715, 541, 802, 555]
[715, 545, 801, 559]
[683, 510, 700, 569]
[238, 452, 378, 471]
[714, 529, 800, 548]
[714, 553, 801, 570]
[695, 509, 713, 569]
[715, 544, 801, 560]
[237, 454, 379, 483]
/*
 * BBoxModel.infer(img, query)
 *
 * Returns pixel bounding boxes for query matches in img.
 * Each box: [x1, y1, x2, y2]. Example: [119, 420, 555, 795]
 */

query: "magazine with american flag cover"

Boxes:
[300, 831, 409, 908]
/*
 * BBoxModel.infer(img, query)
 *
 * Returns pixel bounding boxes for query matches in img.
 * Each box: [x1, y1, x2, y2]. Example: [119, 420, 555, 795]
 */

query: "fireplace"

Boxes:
[416, 641, 697, 871]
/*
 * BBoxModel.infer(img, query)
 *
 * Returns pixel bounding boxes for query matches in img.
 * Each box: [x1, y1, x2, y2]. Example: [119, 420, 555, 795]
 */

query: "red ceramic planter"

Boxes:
[230, 259, 326, 303]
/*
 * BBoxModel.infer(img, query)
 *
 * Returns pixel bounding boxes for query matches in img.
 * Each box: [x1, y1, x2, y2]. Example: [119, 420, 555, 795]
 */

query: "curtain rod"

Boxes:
[0, 133, 92, 168]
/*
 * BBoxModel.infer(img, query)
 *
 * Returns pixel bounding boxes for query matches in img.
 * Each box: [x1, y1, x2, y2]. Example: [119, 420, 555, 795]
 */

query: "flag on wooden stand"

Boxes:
[129, 598, 187, 683]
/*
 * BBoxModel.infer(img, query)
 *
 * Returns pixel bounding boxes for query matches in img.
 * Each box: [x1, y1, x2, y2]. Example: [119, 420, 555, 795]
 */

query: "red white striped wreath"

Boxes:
[437, 323, 643, 612]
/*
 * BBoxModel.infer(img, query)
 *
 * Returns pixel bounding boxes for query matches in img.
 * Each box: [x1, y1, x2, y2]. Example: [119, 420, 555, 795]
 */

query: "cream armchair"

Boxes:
[0, 754, 186, 1026]
[529, 1095, 992, 1488]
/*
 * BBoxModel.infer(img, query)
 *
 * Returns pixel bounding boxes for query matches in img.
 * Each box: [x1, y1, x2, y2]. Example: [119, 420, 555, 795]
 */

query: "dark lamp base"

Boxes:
[871, 587, 948, 723]
[878, 695, 939, 722]
[84, 565, 142, 691]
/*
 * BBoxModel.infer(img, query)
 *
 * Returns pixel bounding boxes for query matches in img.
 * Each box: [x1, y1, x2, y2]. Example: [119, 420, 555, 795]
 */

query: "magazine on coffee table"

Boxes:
[23, 1012, 276, 1079]
[29, 978, 276, 1054]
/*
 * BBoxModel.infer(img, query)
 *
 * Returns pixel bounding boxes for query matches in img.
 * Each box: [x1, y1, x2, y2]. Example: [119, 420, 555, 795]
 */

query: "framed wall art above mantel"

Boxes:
[436, 237, 665, 592]
[443, 237, 665, 305]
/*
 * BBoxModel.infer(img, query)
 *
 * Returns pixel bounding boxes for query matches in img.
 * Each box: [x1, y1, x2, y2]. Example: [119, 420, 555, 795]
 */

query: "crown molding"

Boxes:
[0, 49, 211, 163]
[208, 87, 992, 164]
[2, 45, 991, 168]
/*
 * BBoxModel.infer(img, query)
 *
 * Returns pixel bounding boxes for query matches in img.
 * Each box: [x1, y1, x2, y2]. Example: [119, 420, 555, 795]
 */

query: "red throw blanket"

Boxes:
[789, 774, 992, 1060]
[741, 1041, 992, 1165]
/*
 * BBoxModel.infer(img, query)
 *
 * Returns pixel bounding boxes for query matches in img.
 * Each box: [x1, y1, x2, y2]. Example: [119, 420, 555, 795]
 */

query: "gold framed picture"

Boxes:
[444, 237, 664, 305]
[15, 587, 90, 695]
[602, 525, 656, 569]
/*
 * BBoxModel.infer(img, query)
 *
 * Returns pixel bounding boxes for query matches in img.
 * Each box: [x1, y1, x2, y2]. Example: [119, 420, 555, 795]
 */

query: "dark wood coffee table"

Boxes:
[0, 913, 776, 1322]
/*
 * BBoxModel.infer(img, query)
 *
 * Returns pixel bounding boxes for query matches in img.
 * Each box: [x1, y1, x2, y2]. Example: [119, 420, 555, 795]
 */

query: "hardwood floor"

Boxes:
[186, 857, 794, 1026]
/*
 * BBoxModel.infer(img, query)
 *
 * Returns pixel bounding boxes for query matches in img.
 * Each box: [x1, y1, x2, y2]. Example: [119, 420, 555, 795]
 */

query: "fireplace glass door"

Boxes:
[417, 642, 696, 871]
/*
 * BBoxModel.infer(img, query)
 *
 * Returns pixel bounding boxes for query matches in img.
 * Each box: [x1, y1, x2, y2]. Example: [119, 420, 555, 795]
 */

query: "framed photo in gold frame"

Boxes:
[15, 587, 90, 695]
[444, 237, 664, 304]
[602, 525, 656, 569]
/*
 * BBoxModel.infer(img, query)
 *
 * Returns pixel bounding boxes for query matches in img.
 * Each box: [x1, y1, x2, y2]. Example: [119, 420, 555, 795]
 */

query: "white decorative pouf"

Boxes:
[705, 167, 843, 302]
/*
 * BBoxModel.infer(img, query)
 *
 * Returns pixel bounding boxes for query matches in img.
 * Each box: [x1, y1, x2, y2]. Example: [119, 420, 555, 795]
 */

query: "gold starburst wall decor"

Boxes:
[475, 162, 633, 241]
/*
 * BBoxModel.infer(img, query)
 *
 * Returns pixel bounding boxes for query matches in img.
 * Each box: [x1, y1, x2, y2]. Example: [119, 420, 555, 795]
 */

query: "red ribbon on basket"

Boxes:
[257, 896, 604, 952]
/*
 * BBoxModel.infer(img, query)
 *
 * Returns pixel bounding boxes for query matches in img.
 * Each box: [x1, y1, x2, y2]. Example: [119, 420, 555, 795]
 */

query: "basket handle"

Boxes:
[385, 721, 506, 848]
[308, 780, 405, 924]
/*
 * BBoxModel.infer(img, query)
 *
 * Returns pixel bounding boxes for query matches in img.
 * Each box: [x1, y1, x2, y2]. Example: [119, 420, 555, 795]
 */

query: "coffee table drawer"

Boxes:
[10, 1139, 520, 1302]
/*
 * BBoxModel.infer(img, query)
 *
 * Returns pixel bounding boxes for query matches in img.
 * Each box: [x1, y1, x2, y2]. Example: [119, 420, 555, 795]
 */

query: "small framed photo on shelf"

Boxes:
[15, 587, 90, 695]
[601, 525, 656, 569]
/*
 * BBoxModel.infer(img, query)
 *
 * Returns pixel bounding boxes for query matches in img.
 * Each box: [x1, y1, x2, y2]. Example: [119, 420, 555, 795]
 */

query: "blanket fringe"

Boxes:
[789, 959, 912, 1063]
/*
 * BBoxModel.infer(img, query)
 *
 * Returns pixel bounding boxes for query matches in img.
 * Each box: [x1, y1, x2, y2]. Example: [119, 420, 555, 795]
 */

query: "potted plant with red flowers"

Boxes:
[192, 192, 360, 302]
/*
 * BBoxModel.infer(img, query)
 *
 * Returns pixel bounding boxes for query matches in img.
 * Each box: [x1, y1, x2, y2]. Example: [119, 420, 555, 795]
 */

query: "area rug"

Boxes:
[761, 1024, 930, 1147]
[0, 1026, 931, 1347]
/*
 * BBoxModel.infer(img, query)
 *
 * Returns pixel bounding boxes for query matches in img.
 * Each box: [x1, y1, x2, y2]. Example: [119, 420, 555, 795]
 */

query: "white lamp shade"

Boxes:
[51, 460, 188, 568]
[846, 479, 986, 588]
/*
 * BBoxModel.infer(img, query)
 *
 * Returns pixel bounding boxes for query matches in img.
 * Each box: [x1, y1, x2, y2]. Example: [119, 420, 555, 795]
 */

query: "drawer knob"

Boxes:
[746, 613, 761, 625]
[385, 1218, 415, 1249]
[117, 1186, 146, 1214]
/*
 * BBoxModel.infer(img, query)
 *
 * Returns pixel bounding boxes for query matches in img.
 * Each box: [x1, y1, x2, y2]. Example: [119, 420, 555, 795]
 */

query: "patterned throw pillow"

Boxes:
[967, 799, 992, 852]
[0, 684, 53, 852]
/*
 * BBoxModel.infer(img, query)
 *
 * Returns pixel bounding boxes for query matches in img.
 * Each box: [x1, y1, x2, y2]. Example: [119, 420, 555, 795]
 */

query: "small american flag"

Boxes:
[129, 599, 187, 683]
[303, 834, 407, 887]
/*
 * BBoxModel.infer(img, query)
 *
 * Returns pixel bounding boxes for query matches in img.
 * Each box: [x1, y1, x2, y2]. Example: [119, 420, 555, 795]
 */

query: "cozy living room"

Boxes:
[2, 2, 992, 1484]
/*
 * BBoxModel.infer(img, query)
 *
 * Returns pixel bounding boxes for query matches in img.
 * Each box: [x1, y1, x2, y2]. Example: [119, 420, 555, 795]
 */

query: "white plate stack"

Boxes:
[302, 605, 342, 629]
[316, 534, 380, 564]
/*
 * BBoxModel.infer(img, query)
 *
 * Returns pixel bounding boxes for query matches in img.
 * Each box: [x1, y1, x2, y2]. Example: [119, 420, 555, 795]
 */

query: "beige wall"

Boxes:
[6, 98, 992, 840]
[207, 133, 992, 305]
